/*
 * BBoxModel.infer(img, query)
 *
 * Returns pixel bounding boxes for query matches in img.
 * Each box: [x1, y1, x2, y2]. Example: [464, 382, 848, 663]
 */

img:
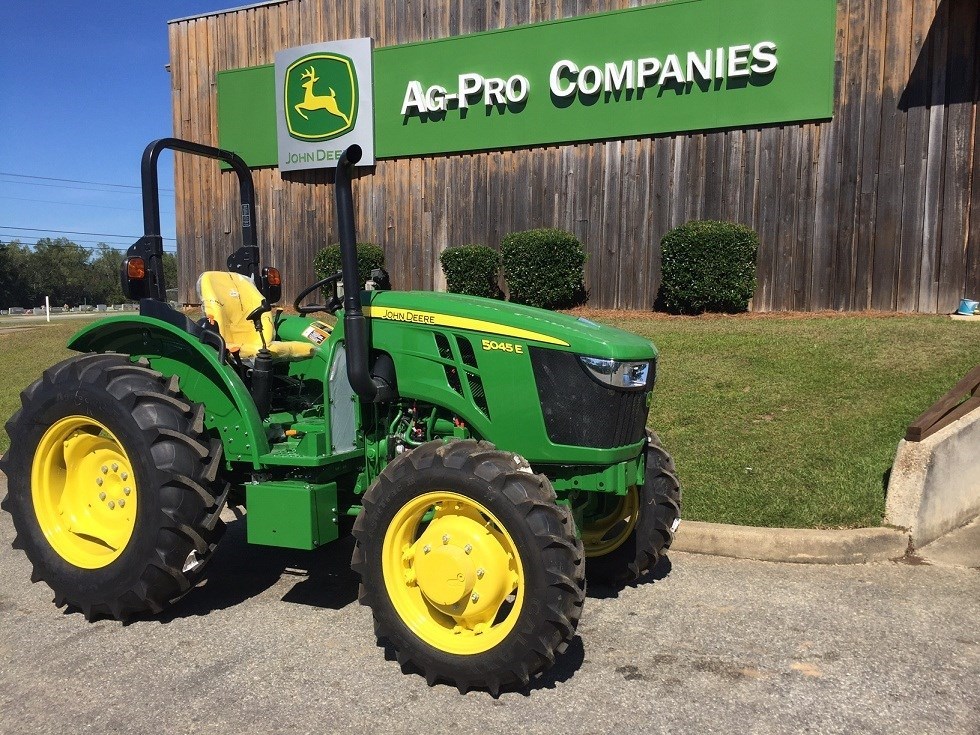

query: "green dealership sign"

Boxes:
[217, 0, 836, 166]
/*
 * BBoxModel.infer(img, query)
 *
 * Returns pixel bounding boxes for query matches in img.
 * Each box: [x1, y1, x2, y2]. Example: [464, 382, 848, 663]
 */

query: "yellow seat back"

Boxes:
[196, 271, 316, 360]
[196, 271, 276, 355]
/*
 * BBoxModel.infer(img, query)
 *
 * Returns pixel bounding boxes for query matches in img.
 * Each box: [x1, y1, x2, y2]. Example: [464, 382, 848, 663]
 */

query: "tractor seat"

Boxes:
[196, 271, 314, 360]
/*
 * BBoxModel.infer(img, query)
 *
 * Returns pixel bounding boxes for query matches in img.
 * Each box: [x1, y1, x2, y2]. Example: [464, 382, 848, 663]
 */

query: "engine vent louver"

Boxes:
[444, 365, 463, 394]
[433, 333, 488, 417]
[434, 333, 454, 361]
[466, 373, 490, 418]
[457, 336, 478, 368]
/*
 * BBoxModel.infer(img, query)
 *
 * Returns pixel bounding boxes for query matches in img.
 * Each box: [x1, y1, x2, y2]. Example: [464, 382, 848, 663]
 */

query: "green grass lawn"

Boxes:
[1, 322, 80, 453]
[584, 312, 980, 529]
[2, 313, 978, 529]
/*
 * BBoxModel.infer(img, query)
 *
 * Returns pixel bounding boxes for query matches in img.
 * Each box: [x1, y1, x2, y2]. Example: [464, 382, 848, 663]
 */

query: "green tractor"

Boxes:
[0, 139, 680, 694]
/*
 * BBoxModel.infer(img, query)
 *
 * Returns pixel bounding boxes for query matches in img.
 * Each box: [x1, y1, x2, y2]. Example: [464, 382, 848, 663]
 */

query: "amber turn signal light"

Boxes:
[126, 257, 146, 279]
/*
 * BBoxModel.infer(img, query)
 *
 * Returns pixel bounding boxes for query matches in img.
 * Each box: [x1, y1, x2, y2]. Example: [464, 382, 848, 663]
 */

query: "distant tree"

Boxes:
[162, 251, 179, 293]
[30, 238, 91, 305]
[0, 240, 33, 308]
[89, 244, 125, 304]
[1, 241, 179, 308]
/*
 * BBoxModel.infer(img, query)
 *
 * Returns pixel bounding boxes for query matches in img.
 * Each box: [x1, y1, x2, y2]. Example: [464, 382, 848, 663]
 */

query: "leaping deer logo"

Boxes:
[295, 67, 350, 126]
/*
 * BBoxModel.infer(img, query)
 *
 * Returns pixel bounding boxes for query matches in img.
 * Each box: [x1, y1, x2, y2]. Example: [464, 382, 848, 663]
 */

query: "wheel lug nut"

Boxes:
[442, 534, 450, 544]
[422, 545, 431, 554]
[118, 499, 125, 508]
[95, 477, 103, 486]
[464, 544, 473, 554]
[108, 501, 115, 510]
[111, 463, 119, 472]
[101, 465, 108, 474]
[99, 492, 107, 501]
[123, 487, 131, 496]
[470, 592, 480, 603]
[121, 472, 128, 481]
[476, 568, 485, 579]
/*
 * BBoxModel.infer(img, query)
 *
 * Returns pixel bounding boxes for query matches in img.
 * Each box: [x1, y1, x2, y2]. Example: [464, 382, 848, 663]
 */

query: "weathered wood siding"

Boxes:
[169, 0, 979, 312]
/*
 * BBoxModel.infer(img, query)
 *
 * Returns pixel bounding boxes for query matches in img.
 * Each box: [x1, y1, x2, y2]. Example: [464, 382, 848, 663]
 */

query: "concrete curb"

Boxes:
[671, 520, 910, 565]
[885, 405, 980, 547]
[0, 473, 913, 566]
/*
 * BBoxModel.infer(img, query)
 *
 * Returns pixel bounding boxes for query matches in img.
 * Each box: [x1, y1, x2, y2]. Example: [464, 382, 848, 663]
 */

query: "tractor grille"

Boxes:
[529, 347, 652, 449]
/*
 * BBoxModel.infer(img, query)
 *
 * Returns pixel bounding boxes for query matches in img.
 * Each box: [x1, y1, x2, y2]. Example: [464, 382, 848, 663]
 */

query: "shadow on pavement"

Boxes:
[382, 634, 586, 697]
[150, 520, 675, 619]
[150, 518, 359, 623]
[586, 554, 673, 600]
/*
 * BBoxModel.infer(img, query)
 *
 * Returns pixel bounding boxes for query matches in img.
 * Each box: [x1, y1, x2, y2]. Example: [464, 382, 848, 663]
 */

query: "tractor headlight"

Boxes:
[578, 356, 652, 390]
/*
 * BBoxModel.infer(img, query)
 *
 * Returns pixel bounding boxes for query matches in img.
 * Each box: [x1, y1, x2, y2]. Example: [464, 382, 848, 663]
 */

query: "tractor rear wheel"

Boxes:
[580, 431, 681, 586]
[351, 439, 585, 695]
[0, 353, 228, 620]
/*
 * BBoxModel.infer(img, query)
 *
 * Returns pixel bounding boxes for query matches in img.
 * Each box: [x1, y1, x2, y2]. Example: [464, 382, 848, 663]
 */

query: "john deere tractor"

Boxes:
[0, 139, 680, 694]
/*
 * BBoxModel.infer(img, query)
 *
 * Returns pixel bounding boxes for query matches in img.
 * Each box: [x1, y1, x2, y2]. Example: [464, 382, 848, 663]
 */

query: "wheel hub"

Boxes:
[31, 416, 139, 569]
[413, 542, 475, 606]
[580, 486, 639, 558]
[382, 492, 525, 655]
[407, 511, 515, 620]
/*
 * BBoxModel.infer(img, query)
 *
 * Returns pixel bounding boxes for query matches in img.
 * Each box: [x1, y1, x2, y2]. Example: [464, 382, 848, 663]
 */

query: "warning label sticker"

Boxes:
[302, 321, 332, 346]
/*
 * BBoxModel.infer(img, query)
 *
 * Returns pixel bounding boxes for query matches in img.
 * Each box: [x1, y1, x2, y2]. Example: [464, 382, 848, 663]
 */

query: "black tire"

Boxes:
[351, 439, 586, 695]
[582, 430, 681, 586]
[0, 353, 228, 620]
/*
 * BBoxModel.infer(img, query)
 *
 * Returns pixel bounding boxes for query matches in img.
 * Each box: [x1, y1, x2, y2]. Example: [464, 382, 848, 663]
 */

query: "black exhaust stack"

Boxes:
[335, 145, 393, 403]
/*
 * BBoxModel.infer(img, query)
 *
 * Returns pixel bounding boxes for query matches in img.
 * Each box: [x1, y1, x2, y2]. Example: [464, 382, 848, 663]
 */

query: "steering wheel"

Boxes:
[294, 272, 344, 315]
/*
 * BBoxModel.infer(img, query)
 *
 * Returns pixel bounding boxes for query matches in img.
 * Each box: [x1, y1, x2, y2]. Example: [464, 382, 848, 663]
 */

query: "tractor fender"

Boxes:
[68, 316, 268, 467]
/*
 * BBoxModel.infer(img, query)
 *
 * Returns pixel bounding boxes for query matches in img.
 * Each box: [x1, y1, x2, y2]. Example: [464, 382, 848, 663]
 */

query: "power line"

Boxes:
[0, 237, 176, 253]
[0, 171, 175, 193]
[0, 241, 175, 253]
[0, 178, 175, 196]
[0, 195, 174, 215]
[0, 225, 176, 241]
[0, 233, 155, 247]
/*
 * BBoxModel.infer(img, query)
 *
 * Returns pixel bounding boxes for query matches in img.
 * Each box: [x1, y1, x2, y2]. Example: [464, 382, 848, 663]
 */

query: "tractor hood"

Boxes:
[363, 290, 657, 360]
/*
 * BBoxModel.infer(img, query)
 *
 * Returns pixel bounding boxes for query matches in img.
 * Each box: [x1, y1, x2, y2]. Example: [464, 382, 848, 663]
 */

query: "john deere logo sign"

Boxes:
[284, 53, 357, 141]
[275, 38, 375, 171]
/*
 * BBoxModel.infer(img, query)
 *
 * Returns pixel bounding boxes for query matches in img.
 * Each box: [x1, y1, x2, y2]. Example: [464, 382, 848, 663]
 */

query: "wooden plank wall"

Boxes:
[168, 0, 980, 312]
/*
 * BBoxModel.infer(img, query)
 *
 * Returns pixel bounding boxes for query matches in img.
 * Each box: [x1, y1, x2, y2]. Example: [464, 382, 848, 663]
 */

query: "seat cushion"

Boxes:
[197, 271, 314, 361]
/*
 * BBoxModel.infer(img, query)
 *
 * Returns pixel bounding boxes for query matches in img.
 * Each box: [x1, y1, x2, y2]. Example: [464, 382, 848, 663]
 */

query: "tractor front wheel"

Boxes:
[351, 439, 585, 694]
[0, 354, 228, 620]
[580, 431, 681, 586]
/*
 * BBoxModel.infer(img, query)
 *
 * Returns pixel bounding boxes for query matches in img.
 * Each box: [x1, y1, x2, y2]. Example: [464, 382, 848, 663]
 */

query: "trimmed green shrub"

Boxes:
[501, 228, 586, 309]
[313, 243, 386, 287]
[658, 220, 759, 314]
[440, 244, 502, 299]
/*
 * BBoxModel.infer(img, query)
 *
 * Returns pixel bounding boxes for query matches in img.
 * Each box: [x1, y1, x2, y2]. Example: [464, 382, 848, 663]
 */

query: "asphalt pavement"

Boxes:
[1, 478, 978, 735]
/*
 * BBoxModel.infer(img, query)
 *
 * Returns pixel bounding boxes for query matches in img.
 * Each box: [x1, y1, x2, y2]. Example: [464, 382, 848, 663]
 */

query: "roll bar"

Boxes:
[125, 137, 259, 301]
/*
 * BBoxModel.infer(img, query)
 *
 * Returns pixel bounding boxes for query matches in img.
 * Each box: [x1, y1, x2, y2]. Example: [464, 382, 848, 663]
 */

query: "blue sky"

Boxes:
[0, 1, 231, 254]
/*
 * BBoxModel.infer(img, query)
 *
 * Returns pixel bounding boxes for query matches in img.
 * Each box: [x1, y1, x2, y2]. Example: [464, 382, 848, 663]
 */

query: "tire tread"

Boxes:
[1, 353, 227, 621]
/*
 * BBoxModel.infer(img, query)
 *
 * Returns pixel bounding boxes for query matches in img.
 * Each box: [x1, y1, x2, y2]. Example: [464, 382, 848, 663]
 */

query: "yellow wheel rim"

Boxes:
[31, 415, 138, 569]
[382, 491, 525, 656]
[581, 486, 639, 558]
